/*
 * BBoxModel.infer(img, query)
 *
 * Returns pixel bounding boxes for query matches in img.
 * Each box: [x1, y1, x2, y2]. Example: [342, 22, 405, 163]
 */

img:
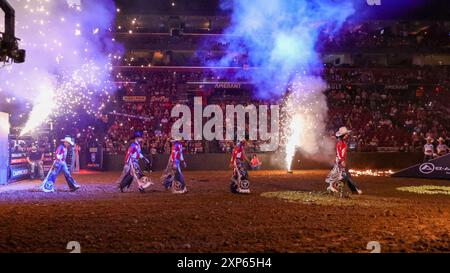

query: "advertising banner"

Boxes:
[8, 152, 30, 182]
[392, 154, 450, 180]
[86, 146, 103, 170]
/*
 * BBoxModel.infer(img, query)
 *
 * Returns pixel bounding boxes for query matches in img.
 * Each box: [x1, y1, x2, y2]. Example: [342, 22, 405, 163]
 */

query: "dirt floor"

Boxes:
[0, 170, 449, 253]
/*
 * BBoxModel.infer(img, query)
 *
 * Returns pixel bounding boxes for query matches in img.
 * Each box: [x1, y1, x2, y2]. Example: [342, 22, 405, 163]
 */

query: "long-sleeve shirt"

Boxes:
[170, 142, 184, 165]
[55, 144, 67, 162]
[231, 144, 244, 165]
[336, 140, 347, 164]
[125, 141, 143, 164]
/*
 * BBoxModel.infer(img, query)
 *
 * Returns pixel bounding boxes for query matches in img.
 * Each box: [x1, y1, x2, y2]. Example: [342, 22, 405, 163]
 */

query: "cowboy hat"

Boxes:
[61, 136, 74, 145]
[438, 137, 445, 142]
[170, 137, 182, 142]
[335, 127, 351, 137]
[425, 136, 434, 141]
[133, 131, 144, 139]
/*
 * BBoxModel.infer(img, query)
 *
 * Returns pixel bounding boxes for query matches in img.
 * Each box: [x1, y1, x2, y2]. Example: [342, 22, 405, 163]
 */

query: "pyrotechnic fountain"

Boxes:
[209, 0, 356, 170]
[0, 0, 121, 135]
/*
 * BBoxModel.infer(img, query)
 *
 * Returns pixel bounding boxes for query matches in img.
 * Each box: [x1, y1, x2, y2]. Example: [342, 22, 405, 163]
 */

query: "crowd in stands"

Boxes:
[105, 71, 216, 154]
[99, 66, 449, 155]
[326, 86, 450, 152]
[324, 66, 450, 86]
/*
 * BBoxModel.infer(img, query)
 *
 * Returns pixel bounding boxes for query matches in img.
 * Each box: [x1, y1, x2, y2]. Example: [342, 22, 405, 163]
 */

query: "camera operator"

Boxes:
[27, 144, 44, 180]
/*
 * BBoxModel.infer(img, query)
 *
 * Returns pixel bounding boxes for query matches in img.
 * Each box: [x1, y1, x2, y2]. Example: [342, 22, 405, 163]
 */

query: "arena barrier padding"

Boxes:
[0, 112, 9, 185]
[102, 152, 424, 172]
[392, 154, 450, 180]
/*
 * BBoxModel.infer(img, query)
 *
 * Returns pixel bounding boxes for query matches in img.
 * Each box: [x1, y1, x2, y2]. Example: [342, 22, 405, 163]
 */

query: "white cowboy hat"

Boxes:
[438, 137, 445, 142]
[425, 136, 434, 141]
[170, 137, 182, 142]
[61, 136, 74, 145]
[335, 127, 351, 137]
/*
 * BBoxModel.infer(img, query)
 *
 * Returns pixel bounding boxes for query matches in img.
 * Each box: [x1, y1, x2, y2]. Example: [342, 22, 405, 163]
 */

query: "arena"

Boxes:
[0, 0, 449, 257]
[0, 169, 449, 253]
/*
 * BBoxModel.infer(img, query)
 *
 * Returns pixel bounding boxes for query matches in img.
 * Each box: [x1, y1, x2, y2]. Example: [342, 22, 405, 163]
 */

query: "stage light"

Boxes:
[0, 0, 26, 64]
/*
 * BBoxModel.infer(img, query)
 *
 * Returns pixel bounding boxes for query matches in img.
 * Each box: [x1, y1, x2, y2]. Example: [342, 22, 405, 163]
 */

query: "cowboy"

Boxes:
[117, 131, 153, 193]
[423, 136, 434, 162]
[27, 144, 44, 180]
[230, 140, 251, 194]
[436, 137, 449, 157]
[161, 139, 188, 193]
[41, 136, 81, 192]
[325, 127, 362, 195]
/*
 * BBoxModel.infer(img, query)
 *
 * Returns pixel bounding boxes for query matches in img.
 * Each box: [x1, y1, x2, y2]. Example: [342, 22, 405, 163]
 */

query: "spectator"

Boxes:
[250, 154, 262, 170]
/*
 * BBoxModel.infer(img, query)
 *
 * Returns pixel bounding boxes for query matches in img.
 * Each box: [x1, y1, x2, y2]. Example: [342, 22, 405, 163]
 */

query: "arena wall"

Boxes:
[0, 113, 9, 184]
[102, 152, 424, 171]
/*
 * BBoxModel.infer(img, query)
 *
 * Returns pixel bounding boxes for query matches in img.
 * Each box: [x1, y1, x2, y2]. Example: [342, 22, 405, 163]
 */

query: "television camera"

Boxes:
[0, 0, 25, 64]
